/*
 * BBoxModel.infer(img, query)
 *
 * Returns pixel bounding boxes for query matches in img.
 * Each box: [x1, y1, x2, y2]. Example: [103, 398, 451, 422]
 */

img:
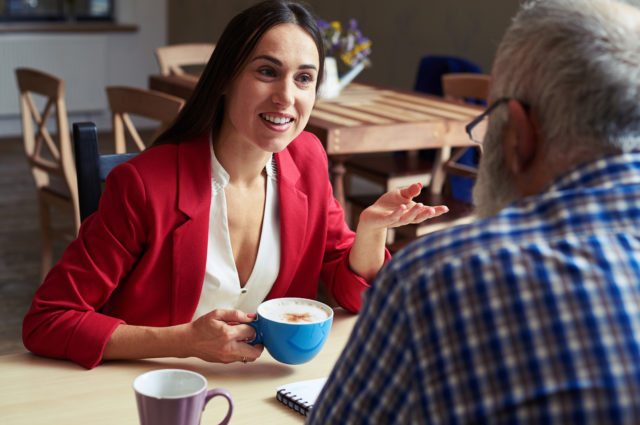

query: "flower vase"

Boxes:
[318, 57, 365, 99]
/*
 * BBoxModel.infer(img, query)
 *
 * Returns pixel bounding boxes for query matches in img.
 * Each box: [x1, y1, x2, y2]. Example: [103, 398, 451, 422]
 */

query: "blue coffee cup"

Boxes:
[248, 298, 333, 365]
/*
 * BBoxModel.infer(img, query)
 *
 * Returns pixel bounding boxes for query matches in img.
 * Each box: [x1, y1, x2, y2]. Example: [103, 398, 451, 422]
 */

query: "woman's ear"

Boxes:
[503, 99, 538, 174]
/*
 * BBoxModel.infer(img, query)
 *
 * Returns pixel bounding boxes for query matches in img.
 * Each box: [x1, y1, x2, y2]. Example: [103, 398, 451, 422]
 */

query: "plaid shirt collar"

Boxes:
[547, 152, 640, 192]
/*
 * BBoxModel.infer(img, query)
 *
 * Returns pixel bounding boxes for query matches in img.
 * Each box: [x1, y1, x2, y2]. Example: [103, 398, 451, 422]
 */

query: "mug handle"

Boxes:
[247, 320, 262, 345]
[204, 388, 233, 425]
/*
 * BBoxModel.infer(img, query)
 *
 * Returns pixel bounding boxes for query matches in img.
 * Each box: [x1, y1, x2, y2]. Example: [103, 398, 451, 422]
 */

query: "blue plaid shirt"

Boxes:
[308, 154, 640, 424]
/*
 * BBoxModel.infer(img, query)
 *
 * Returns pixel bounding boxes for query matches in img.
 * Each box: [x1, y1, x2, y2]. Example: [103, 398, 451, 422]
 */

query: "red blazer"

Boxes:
[23, 132, 389, 369]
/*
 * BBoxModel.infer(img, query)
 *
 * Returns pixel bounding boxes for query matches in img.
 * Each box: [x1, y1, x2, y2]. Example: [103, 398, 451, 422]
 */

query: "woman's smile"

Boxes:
[259, 113, 295, 131]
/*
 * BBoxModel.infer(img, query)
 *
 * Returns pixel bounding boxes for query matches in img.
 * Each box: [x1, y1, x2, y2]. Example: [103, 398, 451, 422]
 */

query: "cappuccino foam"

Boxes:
[261, 300, 329, 324]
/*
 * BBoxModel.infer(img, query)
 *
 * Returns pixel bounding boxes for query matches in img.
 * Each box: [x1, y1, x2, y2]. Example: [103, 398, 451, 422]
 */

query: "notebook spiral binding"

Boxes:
[276, 389, 313, 416]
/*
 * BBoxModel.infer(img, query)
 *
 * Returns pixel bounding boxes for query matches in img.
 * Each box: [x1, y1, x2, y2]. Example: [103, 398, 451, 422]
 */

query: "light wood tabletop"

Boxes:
[0, 310, 357, 425]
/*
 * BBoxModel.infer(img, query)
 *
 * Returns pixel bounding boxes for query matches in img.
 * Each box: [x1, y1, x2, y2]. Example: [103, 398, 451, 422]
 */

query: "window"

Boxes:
[0, 0, 114, 22]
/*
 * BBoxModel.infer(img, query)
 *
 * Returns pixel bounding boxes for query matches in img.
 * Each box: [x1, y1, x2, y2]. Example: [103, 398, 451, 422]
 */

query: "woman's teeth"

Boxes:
[261, 114, 293, 125]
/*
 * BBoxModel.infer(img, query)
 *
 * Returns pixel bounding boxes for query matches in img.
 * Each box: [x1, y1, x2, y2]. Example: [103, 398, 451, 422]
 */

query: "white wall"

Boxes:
[0, 0, 167, 137]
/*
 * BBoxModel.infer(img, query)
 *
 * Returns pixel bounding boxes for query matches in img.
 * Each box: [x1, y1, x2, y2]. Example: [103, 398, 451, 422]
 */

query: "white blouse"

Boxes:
[192, 145, 281, 319]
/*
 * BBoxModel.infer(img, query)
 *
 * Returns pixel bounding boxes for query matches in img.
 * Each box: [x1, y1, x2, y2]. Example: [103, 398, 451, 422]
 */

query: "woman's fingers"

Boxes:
[398, 182, 423, 200]
[370, 203, 407, 227]
[230, 323, 257, 342]
[407, 204, 449, 224]
[232, 342, 264, 363]
[432, 205, 449, 215]
[388, 203, 450, 227]
[360, 181, 451, 229]
[189, 309, 267, 364]
[398, 203, 430, 223]
[209, 309, 255, 323]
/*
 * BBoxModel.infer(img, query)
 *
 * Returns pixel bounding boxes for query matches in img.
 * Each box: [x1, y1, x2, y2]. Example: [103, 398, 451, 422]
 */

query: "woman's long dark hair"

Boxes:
[155, 0, 325, 145]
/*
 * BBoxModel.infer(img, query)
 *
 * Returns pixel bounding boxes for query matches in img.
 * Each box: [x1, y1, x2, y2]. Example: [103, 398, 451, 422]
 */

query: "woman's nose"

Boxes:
[271, 80, 294, 106]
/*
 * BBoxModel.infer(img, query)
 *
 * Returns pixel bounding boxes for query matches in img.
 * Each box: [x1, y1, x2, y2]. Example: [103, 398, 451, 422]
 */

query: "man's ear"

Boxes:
[504, 99, 538, 174]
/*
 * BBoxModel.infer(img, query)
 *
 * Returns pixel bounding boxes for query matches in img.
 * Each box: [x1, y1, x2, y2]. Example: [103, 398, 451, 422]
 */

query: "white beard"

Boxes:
[472, 117, 520, 219]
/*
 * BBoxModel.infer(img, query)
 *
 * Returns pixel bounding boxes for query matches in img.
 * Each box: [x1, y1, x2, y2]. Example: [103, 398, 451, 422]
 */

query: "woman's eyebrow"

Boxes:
[252, 54, 317, 71]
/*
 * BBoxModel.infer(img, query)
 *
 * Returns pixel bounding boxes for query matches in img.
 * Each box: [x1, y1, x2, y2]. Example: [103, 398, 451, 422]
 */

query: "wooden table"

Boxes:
[149, 73, 199, 101]
[0, 311, 357, 425]
[149, 74, 483, 207]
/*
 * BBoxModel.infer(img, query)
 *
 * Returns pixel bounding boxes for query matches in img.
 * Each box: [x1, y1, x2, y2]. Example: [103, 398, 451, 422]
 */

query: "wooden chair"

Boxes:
[391, 73, 490, 247]
[344, 152, 436, 244]
[73, 122, 137, 221]
[106, 86, 184, 153]
[342, 59, 483, 234]
[15, 68, 80, 279]
[154, 43, 215, 77]
[429, 73, 490, 193]
[350, 73, 490, 251]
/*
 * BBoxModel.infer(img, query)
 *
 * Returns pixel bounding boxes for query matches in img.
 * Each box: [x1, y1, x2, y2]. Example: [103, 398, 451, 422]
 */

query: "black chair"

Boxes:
[72, 122, 137, 221]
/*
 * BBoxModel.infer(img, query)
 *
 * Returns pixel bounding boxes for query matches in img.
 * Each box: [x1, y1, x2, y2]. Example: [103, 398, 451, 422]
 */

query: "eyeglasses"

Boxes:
[465, 97, 527, 144]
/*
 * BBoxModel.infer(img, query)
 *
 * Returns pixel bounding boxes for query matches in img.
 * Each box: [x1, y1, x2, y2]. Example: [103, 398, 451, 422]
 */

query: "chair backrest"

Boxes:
[442, 73, 491, 104]
[15, 67, 80, 232]
[73, 122, 137, 221]
[106, 86, 184, 153]
[154, 43, 215, 76]
[430, 73, 491, 198]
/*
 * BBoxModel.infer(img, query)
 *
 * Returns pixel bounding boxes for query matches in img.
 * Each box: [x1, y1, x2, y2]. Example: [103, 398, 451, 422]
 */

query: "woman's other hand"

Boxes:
[358, 182, 448, 231]
[348, 182, 448, 281]
[189, 309, 264, 364]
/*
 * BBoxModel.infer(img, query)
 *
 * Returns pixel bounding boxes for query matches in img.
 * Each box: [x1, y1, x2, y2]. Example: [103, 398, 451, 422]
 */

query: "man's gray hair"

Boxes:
[491, 0, 640, 157]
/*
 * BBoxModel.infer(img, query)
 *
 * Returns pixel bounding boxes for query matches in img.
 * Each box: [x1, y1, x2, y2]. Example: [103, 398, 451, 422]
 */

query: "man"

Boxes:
[307, 0, 640, 423]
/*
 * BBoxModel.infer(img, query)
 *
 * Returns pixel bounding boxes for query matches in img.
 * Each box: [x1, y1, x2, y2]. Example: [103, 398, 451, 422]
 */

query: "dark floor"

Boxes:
[0, 132, 123, 355]
[0, 136, 47, 354]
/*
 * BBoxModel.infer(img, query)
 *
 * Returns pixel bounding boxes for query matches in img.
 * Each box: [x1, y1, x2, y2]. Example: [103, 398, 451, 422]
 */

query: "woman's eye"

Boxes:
[297, 73, 314, 85]
[258, 67, 276, 78]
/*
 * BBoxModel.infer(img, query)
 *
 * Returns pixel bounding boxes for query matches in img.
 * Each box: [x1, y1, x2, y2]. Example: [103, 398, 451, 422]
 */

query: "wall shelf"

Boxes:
[0, 22, 137, 34]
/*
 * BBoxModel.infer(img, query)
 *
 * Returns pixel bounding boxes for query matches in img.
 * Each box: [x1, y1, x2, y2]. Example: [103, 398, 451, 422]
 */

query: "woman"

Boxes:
[22, 0, 447, 369]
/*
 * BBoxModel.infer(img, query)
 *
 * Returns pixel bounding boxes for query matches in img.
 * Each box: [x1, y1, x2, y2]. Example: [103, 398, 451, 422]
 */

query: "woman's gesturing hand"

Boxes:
[358, 182, 449, 230]
[189, 309, 264, 364]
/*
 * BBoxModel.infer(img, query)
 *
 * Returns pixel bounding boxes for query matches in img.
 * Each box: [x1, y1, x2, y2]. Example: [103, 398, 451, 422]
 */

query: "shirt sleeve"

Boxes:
[315, 143, 391, 313]
[22, 162, 148, 369]
[307, 267, 417, 423]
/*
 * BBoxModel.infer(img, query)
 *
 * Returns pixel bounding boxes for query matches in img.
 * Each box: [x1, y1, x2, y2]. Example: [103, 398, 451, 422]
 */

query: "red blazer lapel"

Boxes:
[268, 148, 308, 298]
[171, 135, 212, 322]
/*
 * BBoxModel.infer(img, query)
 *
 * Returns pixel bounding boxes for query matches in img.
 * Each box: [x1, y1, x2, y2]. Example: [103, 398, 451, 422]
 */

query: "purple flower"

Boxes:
[317, 17, 372, 68]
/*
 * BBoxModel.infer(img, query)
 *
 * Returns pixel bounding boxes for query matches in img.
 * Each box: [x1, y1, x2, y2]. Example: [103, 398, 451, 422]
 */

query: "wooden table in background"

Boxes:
[0, 311, 357, 425]
[149, 75, 483, 207]
[149, 73, 199, 101]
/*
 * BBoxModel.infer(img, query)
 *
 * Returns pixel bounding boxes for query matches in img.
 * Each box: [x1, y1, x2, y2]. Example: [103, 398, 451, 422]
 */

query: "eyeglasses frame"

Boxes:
[465, 97, 511, 144]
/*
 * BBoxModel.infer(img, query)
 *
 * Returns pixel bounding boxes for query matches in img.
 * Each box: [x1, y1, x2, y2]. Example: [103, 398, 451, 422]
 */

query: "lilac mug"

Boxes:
[133, 369, 233, 425]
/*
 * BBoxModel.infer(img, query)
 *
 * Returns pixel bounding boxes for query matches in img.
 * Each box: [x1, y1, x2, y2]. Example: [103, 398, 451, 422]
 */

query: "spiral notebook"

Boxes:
[276, 377, 327, 416]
